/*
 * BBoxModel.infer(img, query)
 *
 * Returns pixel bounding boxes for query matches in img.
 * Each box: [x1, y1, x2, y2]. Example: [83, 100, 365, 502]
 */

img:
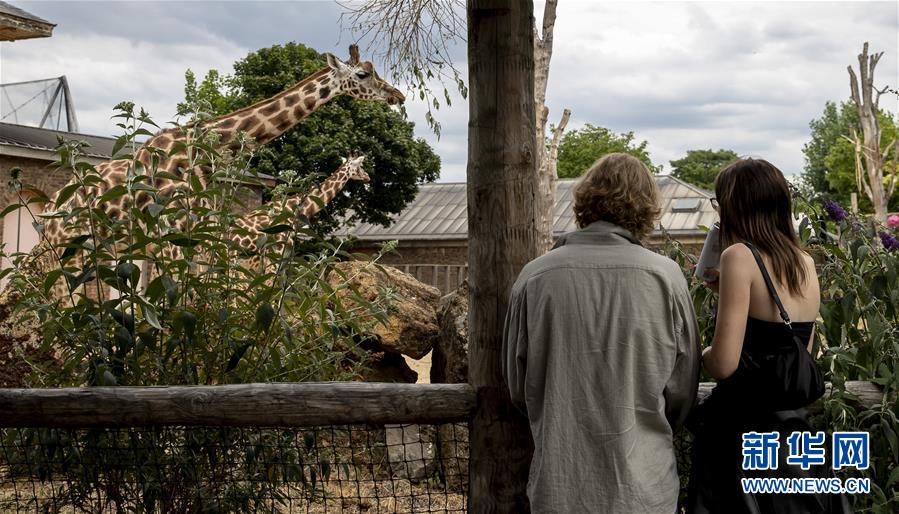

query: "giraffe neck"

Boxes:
[208, 68, 340, 146]
[298, 170, 352, 218]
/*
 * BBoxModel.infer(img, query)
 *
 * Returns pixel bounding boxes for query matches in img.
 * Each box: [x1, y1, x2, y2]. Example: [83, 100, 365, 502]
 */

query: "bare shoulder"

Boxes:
[720, 243, 755, 267]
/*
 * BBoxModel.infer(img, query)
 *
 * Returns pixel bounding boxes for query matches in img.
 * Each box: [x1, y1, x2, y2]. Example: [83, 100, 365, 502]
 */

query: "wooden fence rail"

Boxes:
[0, 381, 884, 430]
[0, 382, 477, 428]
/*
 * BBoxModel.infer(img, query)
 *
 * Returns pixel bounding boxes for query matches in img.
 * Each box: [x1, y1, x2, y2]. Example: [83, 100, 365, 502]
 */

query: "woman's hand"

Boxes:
[703, 267, 720, 293]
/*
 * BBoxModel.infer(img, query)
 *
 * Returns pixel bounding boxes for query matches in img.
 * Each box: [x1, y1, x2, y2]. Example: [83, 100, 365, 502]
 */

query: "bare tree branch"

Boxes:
[534, 0, 558, 139]
[874, 84, 889, 111]
[338, 0, 467, 136]
[548, 108, 571, 167]
[533, 0, 562, 253]
[847, 42, 890, 222]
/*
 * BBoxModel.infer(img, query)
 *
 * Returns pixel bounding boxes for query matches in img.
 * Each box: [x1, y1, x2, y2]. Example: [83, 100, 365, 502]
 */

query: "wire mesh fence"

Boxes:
[0, 423, 469, 513]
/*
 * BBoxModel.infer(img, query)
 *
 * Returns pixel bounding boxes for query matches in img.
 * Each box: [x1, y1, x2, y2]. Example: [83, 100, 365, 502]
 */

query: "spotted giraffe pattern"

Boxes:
[21, 46, 403, 301]
[232, 155, 368, 255]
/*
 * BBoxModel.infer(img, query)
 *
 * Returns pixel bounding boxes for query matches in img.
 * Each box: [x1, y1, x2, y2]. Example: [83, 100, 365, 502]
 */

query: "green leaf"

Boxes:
[98, 184, 129, 203]
[887, 465, 899, 487]
[100, 370, 118, 386]
[116, 262, 140, 286]
[54, 182, 82, 208]
[255, 303, 275, 332]
[260, 224, 291, 234]
[225, 341, 252, 372]
[142, 303, 163, 330]
[0, 203, 23, 218]
[147, 203, 164, 218]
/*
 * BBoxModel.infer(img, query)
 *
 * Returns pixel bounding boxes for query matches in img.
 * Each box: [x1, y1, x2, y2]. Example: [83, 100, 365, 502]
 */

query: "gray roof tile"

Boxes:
[338, 175, 718, 240]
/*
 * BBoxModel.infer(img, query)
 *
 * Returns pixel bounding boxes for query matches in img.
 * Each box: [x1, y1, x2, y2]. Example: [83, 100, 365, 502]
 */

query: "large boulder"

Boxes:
[327, 261, 441, 360]
[430, 281, 470, 491]
[431, 280, 469, 384]
[385, 423, 436, 481]
[357, 339, 419, 383]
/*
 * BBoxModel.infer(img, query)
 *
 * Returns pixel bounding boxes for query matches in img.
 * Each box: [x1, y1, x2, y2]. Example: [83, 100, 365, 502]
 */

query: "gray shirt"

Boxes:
[502, 221, 701, 514]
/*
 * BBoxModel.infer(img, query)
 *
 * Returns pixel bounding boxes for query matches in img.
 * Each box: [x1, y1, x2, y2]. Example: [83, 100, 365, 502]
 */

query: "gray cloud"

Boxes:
[3, 0, 897, 184]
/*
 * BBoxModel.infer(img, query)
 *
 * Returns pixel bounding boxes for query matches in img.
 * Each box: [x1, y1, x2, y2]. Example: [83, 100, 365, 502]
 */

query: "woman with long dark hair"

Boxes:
[687, 158, 851, 513]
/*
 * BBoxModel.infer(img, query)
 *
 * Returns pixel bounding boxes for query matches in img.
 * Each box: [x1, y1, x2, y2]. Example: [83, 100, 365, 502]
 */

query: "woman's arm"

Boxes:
[702, 243, 755, 380]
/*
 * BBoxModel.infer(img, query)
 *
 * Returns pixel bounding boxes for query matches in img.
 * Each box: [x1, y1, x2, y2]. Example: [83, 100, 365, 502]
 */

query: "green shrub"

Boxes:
[797, 195, 899, 513]
[0, 103, 394, 511]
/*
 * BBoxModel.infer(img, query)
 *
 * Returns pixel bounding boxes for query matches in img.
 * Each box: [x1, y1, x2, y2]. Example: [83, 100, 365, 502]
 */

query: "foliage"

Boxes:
[669, 149, 739, 190]
[801, 101, 899, 213]
[0, 104, 395, 509]
[180, 42, 441, 236]
[556, 123, 660, 178]
[660, 231, 718, 355]
[796, 196, 899, 513]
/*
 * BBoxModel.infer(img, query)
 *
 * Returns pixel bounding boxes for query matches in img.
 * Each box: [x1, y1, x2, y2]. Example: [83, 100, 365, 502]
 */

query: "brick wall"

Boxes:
[0, 155, 78, 245]
[351, 236, 706, 294]
[354, 235, 705, 268]
[0, 155, 264, 245]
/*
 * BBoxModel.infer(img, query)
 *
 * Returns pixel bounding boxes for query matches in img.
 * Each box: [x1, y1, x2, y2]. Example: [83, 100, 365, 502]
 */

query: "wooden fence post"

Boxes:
[466, 0, 537, 511]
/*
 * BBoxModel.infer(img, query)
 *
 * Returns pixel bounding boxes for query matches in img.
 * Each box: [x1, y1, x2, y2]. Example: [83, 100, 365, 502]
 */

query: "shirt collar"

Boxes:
[552, 220, 643, 249]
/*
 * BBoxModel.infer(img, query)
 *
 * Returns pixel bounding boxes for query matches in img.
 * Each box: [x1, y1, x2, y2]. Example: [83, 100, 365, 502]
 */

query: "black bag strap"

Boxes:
[744, 242, 794, 331]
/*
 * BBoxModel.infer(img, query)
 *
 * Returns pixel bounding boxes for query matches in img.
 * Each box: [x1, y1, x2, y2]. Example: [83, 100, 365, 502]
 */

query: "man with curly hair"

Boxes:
[503, 153, 701, 513]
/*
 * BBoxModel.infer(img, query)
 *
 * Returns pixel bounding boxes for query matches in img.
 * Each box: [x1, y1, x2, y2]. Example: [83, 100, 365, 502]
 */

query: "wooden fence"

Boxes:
[397, 264, 468, 294]
[0, 381, 884, 429]
[0, 380, 886, 512]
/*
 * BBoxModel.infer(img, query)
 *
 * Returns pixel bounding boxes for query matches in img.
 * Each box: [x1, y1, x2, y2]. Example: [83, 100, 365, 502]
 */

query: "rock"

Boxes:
[327, 261, 440, 359]
[358, 339, 419, 383]
[385, 423, 435, 481]
[430, 281, 470, 491]
[431, 280, 469, 384]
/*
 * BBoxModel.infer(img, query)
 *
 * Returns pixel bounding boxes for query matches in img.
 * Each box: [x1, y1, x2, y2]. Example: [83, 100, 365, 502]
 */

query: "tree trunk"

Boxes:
[467, 0, 537, 511]
[533, 0, 568, 253]
[848, 42, 888, 223]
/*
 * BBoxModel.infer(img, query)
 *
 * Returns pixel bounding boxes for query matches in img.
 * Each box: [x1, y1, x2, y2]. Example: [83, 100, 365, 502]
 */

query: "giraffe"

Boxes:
[12, 45, 402, 303]
[232, 154, 368, 255]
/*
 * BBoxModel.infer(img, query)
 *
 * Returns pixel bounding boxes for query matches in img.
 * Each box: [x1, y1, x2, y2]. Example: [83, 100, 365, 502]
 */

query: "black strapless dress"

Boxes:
[686, 318, 853, 514]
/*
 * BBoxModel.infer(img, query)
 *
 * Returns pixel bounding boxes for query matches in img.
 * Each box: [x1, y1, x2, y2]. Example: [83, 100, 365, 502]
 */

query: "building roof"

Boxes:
[0, 1, 54, 41]
[1, 121, 116, 159]
[0, 121, 275, 183]
[340, 175, 717, 241]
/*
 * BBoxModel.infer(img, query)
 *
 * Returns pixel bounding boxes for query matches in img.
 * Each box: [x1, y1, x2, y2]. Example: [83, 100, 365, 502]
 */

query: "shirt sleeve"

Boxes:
[664, 277, 701, 430]
[502, 282, 529, 417]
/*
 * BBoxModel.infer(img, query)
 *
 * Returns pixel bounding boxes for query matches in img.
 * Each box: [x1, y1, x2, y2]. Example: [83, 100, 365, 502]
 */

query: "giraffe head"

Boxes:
[340, 155, 369, 183]
[324, 45, 405, 105]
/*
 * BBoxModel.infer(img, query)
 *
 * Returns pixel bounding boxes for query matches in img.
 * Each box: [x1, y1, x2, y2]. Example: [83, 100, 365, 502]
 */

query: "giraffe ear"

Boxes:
[325, 53, 344, 70]
[341, 156, 347, 164]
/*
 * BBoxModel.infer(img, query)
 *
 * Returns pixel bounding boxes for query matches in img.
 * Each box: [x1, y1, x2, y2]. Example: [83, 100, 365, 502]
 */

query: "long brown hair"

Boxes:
[715, 158, 807, 295]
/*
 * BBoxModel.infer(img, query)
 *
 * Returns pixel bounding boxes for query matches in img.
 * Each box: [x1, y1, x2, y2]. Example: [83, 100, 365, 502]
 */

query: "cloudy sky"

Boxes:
[2, 1, 897, 182]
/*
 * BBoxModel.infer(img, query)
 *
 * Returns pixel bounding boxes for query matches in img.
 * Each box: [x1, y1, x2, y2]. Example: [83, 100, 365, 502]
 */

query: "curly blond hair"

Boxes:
[573, 153, 661, 239]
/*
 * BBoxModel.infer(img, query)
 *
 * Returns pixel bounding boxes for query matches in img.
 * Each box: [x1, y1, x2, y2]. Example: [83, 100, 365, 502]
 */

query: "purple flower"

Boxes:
[880, 232, 899, 252]
[823, 199, 848, 222]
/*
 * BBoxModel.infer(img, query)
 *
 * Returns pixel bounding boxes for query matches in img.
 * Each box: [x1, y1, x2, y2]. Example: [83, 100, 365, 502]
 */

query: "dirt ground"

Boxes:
[0, 476, 465, 513]
[404, 350, 433, 385]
